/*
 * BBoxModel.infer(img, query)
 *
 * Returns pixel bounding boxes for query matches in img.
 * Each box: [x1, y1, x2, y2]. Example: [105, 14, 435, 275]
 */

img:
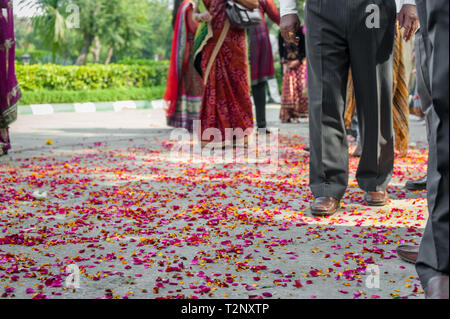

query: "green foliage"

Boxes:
[15, 0, 172, 64]
[297, 0, 307, 20]
[19, 87, 165, 105]
[145, 0, 173, 60]
[117, 58, 166, 66]
[15, 49, 52, 64]
[16, 62, 169, 91]
[275, 63, 283, 94]
[14, 0, 306, 65]
[18, 0, 70, 63]
[99, 0, 150, 59]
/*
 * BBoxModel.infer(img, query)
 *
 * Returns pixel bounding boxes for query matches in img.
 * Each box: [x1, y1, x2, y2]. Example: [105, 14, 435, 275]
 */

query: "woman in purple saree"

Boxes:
[0, 0, 21, 156]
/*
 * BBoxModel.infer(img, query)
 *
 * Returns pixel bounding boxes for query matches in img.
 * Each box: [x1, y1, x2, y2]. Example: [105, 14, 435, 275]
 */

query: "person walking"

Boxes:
[249, 0, 280, 133]
[194, 0, 254, 147]
[280, 0, 418, 216]
[403, 9, 434, 192]
[0, 0, 21, 156]
[397, 0, 449, 299]
[164, 0, 204, 132]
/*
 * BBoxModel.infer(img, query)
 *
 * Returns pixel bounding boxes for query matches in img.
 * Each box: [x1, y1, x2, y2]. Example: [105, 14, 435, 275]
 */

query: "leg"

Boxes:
[405, 26, 433, 191]
[305, 0, 351, 201]
[348, 0, 396, 193]
[414, 9, 433, 143]
[252, 81, 268, 129]
[416, 0, 450, 295]
[415, 33, 432, 120]
[0, 127, 11, 156]
[267, 78, 281, 104]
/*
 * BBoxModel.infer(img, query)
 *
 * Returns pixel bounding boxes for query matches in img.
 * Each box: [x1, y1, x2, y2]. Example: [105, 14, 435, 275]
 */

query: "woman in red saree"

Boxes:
[164, 0, 203, 132]
[195, 0, 254, 146]
[0, 0, 21, 156]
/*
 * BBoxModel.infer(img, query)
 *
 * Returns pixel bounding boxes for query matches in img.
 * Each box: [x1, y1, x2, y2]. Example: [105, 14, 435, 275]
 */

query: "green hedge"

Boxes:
[117, 58, 167, 66]
[19, 87, 165, 105]
[16, 62, 169, 91]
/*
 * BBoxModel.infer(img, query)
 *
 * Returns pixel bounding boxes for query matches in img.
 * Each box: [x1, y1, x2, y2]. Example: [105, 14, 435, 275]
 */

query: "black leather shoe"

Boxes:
[405, 175, 427, 191]
[396, 245, 419, 264]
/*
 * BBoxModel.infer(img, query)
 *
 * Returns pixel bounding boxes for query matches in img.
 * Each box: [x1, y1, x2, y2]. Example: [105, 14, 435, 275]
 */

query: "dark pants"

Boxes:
[252, 81, 267, 129]
[305, 0, 396, 200]
[414, 23, 433, 142]
[415, 0, 450, 290]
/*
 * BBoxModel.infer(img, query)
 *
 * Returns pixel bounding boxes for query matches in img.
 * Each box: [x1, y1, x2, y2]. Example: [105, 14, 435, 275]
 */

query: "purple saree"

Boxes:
[0, 0, 21, 155]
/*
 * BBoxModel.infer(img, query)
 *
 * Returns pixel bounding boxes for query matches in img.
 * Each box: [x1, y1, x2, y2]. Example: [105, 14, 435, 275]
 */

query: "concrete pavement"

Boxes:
[0, 106, 429, 299]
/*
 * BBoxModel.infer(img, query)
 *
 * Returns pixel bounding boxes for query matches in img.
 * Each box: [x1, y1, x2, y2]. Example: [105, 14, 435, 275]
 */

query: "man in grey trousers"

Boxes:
[398, 0, 449, 299]
[397, 4, 434, 264]
[280, 0, 418, 216]
[404, 5, 433, 192]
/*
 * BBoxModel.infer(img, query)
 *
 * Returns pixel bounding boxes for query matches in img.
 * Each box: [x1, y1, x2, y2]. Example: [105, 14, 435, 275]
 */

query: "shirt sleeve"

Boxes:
[279, 0, 298, 17]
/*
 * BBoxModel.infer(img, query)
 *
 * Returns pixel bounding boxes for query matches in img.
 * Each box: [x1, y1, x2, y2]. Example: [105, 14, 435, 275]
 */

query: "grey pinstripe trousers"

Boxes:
[305, 0, 396, 200]
[415, 0, 449, 290]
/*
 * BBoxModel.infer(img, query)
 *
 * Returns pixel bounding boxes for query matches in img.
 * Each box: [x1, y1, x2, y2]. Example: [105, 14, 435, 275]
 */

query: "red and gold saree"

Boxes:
[195, 0, 254, 145]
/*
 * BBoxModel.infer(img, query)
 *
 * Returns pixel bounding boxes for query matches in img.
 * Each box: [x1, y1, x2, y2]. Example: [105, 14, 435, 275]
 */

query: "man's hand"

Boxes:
[397, 4, 419, 42]
[281, 14, 301, 44]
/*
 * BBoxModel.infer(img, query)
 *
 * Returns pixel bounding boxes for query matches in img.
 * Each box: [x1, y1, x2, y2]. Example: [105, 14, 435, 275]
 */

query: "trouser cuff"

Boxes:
[310, 184, 346, 201]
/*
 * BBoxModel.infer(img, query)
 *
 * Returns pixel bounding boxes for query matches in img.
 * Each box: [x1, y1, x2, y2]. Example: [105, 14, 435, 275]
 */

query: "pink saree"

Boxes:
[0, 0, 21, 155]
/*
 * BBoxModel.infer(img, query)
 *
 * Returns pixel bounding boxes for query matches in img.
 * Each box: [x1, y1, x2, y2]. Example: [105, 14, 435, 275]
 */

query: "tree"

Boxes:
[99, 0, 150, 64]
[18, 0, 70, 63]
[69, 0, 106, 65]
[145, 0, 172, 60]
[13, 17, 34, 51]
[16, 0, 182, 64]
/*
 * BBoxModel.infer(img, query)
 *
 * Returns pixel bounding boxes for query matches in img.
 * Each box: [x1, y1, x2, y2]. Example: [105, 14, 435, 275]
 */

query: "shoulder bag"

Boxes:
[225, 0, 262, 29]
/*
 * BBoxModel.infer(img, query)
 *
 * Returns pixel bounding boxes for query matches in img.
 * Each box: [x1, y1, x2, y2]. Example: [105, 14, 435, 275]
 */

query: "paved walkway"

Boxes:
[0, 107, 429, 299]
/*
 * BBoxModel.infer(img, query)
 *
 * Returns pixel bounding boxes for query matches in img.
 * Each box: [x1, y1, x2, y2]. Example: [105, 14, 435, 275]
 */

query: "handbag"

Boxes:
[225, 0, 262, 29]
